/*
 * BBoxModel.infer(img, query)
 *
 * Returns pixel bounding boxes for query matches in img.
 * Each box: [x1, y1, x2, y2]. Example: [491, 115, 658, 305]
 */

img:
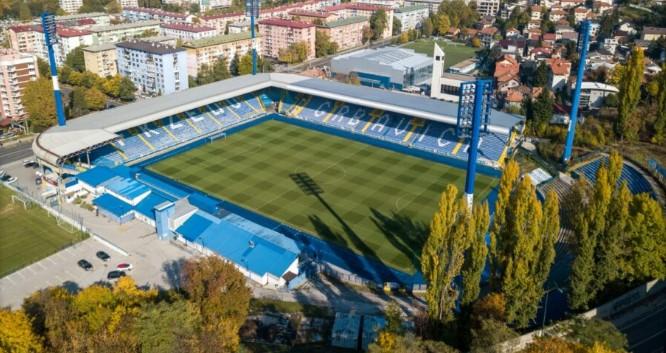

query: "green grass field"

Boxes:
[402, 39, 477, 70]
[0, 186, 87, 277]
[149, 120, 497, 273]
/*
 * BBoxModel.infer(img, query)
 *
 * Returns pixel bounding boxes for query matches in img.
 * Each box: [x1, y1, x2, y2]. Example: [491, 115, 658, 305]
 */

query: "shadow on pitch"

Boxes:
[289, 172, 399, 283]
[369, 208, 428, 274]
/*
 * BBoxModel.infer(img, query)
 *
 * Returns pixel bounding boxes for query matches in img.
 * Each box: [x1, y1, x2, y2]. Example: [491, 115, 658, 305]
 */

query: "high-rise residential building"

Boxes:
[59, 0, 83, 14]
[7, 25, 39, 54]
[83, 43, 118, 77]
[160, 23, 217, 41]
[33, 27, 94, 66]
[323, 2, 393, 39]
[258, 18, 316, 60]
[393, 4, 428, 32]
[476, 0, 500, 17]
[122, 7, 194, 23]
[116, 40, 188, 96]
[182, 32, 257, 76]
[0, 49, 39, 121]
[315, 16, 368, 51]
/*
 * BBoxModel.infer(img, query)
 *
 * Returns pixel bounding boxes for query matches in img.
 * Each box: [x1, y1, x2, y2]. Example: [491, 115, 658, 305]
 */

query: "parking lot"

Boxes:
[0, 160, 196, 308]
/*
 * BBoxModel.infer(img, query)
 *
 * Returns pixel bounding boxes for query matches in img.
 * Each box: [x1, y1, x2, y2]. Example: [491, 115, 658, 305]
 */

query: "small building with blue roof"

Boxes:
[175, 210, 300, 287]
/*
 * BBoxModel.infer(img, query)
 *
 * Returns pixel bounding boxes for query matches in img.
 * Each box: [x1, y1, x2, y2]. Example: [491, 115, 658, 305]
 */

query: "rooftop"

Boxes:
[182, 32, 252, 49]
[82, 42, 117, 52]
[325, 2, 389, 11]
[122, 6, 190, 18]
[161, 23, 216, 32]
[395, 4, 429, 12]
[644, 26, 666, 35]
[318, 16, 368, 28]
[333, 46, 431, 70]
[258, 18, 315, 29]
[90, 20, 160, 32]
[116, 40, 185, 54]
[288, 9, 333, 17]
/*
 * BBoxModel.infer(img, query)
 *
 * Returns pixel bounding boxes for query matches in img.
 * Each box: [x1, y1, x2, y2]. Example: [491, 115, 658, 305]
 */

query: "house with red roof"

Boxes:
[494, 55, 521, 92]
[547, 57, 572, 91]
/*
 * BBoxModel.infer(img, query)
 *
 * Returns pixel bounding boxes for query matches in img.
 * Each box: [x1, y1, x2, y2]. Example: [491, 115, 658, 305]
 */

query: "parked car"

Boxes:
[96, 251, 110, 262]
[23, 160, 37, 168]
[1, 174, 17, 184]
[116, 263, 133, 271]
[77, 259, 93, 271]
[107, 270, 126, 280]
[0, 170, 5, 177]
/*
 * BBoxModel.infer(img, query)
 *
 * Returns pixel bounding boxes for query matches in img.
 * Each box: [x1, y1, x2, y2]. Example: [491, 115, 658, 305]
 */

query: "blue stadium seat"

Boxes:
[575, 158, 656, 197]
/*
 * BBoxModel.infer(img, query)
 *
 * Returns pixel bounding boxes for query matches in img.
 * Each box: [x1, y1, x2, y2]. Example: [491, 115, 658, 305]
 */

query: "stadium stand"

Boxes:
[573, 157, 656, 197]
[284, 95, 511, 166]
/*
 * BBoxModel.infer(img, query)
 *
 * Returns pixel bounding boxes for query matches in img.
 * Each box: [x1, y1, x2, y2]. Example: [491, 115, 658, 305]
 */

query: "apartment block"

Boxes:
[7, 25, 39, 54]
[0, 49, 39, 121]
[394, 4, 428, 32]
[33, 27, 94, 66]
[119, 0, 139, 8]
[476, 0, 500, 17]
[116, 40, 188, 96]
[122, 7, 194, 23]
[182, 32, 256, 76]
[83, 43, 118, 77]
[90, 20, 161, 45]
[324, 3, 393, 39]
[316, 16, 368, 51]
[199, 12, 246, 35]
[288, 9, 339, 23]
[161, 23, 217, 41]
[258, 18, 316, 60]
[59, 0, 83, 14]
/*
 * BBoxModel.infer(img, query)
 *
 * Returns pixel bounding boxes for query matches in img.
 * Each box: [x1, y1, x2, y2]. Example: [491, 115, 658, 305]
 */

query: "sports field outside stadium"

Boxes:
[0, 186, 87, 277]
[149, 119, 497, 273]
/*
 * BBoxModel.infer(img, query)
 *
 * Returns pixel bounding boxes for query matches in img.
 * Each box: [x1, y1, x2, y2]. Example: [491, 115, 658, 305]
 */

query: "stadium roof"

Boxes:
[33, 73, 521, 166]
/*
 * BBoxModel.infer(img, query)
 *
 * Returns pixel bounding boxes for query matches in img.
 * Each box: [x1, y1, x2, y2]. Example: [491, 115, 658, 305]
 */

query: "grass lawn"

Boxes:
[149, 119, 497, 274]
[402, 39, 478, 69]
[0, 186, 87, 277]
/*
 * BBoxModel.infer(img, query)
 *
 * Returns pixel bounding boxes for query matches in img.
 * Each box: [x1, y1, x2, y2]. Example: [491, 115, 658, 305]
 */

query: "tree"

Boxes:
[137, 300, 200, 353]
[22, 78, 56, 131]
[19, 2, 32, 20]
[237, 52, 253, 75]
[489, 161, 560, 328]
[422, 17, 434, 38]
[521, 338, 579, 353]
[182, 256, 251, 353]
[362, 25, 374, 44]
[471, 37, 481, 48]
[315, 31, 338, 58]
[531, 88, 554, 136]
[105, 0, 121, 13]
[36, 58, 50, 78]
[470, 318, 518, 353]
[229, 52, 240, 76]
[0, 309, 43, 353]
[369, 333, 459, 353]
[461, 202, 490, 306]
[421, 184, 473, 323]
[118, 77, 136, 101]
[398, 32, 409, 44]
[534, 61, 550, 87]
[69, 87, 89, 118]
[65, 46, 86, 72]
[437, 14, 451, 35]
[84, 87, 106, 110]
[563, 318, 628, 352]
[278, 42, 309, 64]
[370, 10, 388, 40]
[651, 65, 666, 144]
[616, 47, 644, 140]
[392, 17, 402, 35]
[439, 0, 477, 29]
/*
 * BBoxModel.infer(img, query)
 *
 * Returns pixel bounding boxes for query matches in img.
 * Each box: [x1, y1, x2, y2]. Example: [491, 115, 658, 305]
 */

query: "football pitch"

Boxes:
[148, 119, 498, 273]
[0, 186, 86, 277]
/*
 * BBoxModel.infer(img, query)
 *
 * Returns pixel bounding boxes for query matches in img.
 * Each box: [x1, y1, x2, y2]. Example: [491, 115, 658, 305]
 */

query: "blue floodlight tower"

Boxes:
[457, 79, 493, 207]
[246, 0, 260, 75]
[562, 20, 591, 163]
[40, 13, 66, 127]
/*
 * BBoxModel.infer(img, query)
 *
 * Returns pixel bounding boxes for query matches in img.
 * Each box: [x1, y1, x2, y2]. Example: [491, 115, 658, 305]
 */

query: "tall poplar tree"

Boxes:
[461, 202, 490, 306]
[616, 47, 644, 140]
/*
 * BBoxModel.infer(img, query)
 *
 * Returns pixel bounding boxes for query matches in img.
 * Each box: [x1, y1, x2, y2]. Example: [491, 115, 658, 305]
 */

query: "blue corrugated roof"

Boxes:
[176, 212, 299, 277]
[93, 193, 133, 217]
[104, 176, 151, 201]
[77, 166, 117, 187]
[134, 192, 170, 218]
[176, 213, 214, 242]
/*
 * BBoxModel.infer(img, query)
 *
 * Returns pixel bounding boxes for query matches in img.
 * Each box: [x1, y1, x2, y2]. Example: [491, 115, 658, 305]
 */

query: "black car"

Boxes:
[77, 259, 93, 271]
[96, 251, 110, 262]
[107, 270, 126, 280]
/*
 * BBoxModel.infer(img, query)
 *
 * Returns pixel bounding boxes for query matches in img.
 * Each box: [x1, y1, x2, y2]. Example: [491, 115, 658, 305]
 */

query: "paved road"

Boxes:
[620, 303, 666, 353]
[0, 141, 33, 166]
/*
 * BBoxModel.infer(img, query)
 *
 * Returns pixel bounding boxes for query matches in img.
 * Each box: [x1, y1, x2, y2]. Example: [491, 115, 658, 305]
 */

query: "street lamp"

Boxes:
[541, 284, 564, 336]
